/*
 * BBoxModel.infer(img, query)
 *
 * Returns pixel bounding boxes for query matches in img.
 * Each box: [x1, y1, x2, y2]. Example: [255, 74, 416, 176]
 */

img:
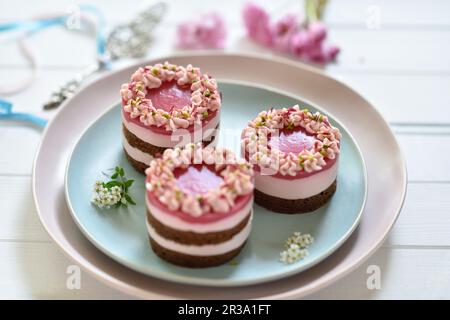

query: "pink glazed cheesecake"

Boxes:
[145, 143, 254, 268]
[120, 62, 221, 173]
[242, 105, 341, 213]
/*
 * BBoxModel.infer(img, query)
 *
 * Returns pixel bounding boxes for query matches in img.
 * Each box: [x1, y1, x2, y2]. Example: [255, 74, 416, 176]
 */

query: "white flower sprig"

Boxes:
[280, 232, 314, 265]
[91, 166, 136, 209]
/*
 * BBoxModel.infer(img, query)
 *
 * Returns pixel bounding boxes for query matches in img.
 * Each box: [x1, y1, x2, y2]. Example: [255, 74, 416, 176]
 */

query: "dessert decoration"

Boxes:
[91, 166, 136, 209]
[120, 62, 221, 173]
[280, 232, 314, 264]
[242, 105, 341, 213]
[145, 143, 254, 268]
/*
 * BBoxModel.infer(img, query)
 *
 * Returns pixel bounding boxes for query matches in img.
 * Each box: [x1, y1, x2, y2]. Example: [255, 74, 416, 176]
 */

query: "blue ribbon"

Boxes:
[0, 17, 66, 34]
[79, 4, 106, 57]
[0, 99, 47, 128]
[0, 5, 106, 129]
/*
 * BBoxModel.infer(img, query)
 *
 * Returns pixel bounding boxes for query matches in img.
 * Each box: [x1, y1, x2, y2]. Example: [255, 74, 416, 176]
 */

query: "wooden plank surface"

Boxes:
[2, 129, 447, 179]
[1, 0, 450, 27]
[0, 241, 449, 300]
[0, 242, 127, 299]
[3, 68, 450, 125]
[2, 25, 450, 73]
[3, 177, 450, 247]
[308, 247, 450, 300]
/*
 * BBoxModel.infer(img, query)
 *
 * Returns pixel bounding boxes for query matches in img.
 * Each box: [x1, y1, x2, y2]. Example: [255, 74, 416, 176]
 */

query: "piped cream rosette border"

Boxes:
[241, 105, 341, 176]
[145, 143, 254, 217]
[120, 62, 221, 132]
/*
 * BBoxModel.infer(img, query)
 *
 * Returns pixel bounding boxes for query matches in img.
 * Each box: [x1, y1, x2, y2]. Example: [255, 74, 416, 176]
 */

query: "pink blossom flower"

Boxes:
[322, 44, 340, 61]
[308, 21, 327, 43]
[241, 3, 340, 64]
[176, 13, 226, 49]
[289, 30, 314, 56]
[273, 14, 299, 37]
[305, 44, 326, 63]
[305, 43, 340, 63]
[242, 3, 273, 47]
[272, 14, 299, 53]
[290, 28, 340, 63]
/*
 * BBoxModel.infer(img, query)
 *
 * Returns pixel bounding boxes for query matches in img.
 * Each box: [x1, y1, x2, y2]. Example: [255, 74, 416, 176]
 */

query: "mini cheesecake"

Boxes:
[242, 105, 341, 214]
[120, 62, 221, 173]
[145, 143, 254, 268]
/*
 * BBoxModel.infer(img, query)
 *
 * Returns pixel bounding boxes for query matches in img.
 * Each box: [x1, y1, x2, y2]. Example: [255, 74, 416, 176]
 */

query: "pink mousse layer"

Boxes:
[122, 81, 218, 135]
[247, 127, 338, 180]
[146, 164, 252, 224]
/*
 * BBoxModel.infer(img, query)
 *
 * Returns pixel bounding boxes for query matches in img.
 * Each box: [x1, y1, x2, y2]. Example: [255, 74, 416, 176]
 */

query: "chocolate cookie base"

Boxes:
[123, 148, 151, 173]
[149, 237, 246, 268]
[123, 124, 168, 157]
[255, 179, 337, 214]
[147, 209, 251, 245]
[122, 124, 219, 174]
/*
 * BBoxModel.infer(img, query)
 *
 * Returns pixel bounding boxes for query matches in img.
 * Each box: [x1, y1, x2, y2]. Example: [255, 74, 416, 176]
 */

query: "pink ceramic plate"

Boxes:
[33, 53, 406, 299]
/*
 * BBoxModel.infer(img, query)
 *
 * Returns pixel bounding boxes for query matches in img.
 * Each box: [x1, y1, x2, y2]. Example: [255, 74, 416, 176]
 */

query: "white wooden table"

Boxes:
[1, 0, 449, 299]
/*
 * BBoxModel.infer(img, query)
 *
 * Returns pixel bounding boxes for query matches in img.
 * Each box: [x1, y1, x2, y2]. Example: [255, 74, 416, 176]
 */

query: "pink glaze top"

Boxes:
[269, 128, 315, 155]
[120, 61, 221, 132]
[147, 81, 191, 112]
[242, 105, 341, 179]
[145, 143, 254, 219]
[174, 165, 224, 196]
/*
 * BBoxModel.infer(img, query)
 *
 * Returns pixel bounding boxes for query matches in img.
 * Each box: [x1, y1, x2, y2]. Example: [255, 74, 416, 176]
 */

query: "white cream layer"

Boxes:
[122, 111, 219, 148]
[146, 196, 253, 233]
[146, 216, 252, 256]
[122, 135, 154, 166]
[255, 160, 338, 199]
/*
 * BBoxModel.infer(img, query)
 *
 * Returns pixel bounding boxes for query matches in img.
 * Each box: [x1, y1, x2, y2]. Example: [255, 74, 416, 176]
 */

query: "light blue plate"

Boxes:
[65, 82, 367, 287]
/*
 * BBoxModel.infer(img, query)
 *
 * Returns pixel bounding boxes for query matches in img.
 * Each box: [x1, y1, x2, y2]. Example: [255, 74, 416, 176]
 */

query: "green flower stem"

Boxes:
[304, 0, 328, 24]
